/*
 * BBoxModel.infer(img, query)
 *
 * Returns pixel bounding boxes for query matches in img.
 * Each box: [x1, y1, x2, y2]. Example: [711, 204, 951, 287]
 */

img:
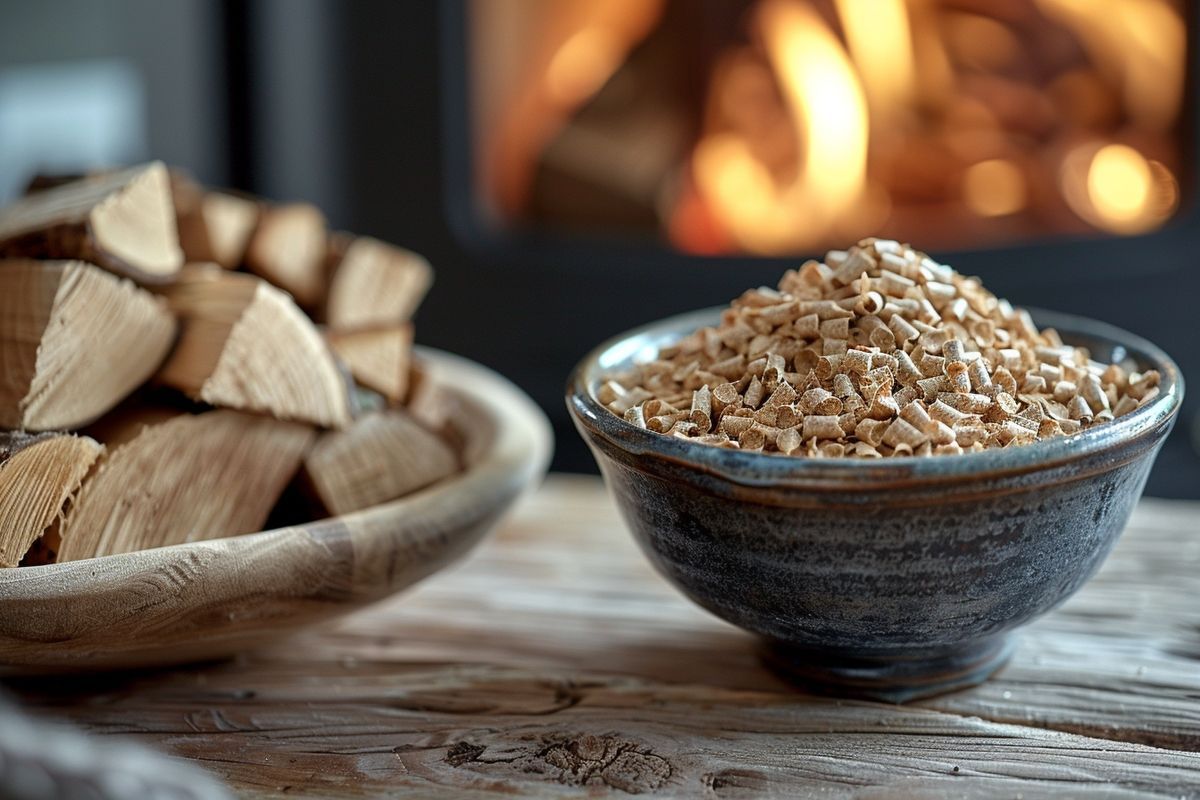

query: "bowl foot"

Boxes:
[761, 635, 1014, 703]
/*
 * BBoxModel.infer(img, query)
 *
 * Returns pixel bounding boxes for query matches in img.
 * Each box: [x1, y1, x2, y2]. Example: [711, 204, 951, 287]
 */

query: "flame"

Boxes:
[1088, 145, 1151, 226]
[763, 2, 870, 214]
[545, 28, 625, 106]
[478, 0, 665, 216]
[1036, 0, 1183, 130]
[834, 0, 916, 127]
[692, 1, 869, 253]
[1061, 142, 1178, 234]
[963, 159, 1026, 217]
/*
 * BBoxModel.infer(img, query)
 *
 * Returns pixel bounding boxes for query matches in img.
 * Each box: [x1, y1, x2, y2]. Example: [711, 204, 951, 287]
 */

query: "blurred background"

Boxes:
[1, 0, 1196, 496]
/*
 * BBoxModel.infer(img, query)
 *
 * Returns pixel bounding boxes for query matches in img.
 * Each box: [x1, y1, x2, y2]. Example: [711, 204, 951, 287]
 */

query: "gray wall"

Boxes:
[0, 0, 227, 195]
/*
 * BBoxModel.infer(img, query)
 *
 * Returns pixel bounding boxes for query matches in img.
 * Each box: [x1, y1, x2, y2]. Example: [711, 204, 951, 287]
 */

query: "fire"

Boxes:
[677, 0, 1183, 253]
[477, 0, 1187, 252]
[762, 2, 870, 220]
[1036, 0, 1184, 130]
[1088, 145, 1152, 227]
[545, 28, 625, 107]
[691, 0, 871, 254]
[834, 0, 916, 127]
[1061, 143, 1178, 234]
[963, 160, 1026, 218]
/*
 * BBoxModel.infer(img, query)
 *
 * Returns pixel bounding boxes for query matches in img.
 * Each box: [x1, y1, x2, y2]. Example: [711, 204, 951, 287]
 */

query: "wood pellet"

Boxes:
[602, 239, 1160, 458]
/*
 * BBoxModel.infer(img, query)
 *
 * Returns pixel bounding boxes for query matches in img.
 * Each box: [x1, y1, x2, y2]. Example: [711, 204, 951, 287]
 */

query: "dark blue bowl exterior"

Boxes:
[568, 308, 1182, 659]
[589, 428, 1158, 652]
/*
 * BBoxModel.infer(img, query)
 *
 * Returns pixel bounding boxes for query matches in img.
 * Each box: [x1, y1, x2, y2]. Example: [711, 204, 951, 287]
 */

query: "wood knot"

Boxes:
[444, 741, 487, 767]
[704, 769, 769, 796]
[537, 734, 671, 794]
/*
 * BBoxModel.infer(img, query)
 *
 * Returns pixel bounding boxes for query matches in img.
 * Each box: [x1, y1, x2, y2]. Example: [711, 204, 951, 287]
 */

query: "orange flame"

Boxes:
[1036, 0, 1184, 131]
[1061, 142, 1179, 234]
[834, 0, 917, 128]
[692, 1, 870, 254]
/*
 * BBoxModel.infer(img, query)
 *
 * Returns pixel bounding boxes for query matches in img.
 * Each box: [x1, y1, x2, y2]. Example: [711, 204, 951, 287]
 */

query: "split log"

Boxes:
[167, 170, 210, 262]
[407, 359, 462, 434]
[326, 236, 432, 329]
[244, 203, 327, 307]
[56, 408, 315, 562]
[28, 169, 258, 271]
[24, 173, 91, 194]
[304, 410, 458, 516]
[0, 259, 177, 431]
[327, 325, 413, 404]
[0, 162, 182, 283]
[0, 432, 103, 567]
[171, 170, 219, 264]
[199, 191, 260, 268]
[156, 267, 354, 429]
[173, 172, 260, 269]
[323, 230, 354, 282]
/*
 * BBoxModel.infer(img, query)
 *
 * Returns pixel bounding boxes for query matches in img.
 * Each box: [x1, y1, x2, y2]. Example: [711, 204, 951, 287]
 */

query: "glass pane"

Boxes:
[467, 0, 1187, 254]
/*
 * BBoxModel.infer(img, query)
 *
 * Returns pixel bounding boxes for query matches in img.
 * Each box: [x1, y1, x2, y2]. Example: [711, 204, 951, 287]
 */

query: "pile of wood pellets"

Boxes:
[599, 239, 1161, 458]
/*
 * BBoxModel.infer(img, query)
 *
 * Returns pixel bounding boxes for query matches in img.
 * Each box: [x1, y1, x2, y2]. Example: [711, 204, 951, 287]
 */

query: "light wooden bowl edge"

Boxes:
[0, 348, 553, 671]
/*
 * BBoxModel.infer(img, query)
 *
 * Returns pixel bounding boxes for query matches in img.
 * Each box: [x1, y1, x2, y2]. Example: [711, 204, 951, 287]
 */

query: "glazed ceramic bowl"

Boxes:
[568, 308, 1183, 701]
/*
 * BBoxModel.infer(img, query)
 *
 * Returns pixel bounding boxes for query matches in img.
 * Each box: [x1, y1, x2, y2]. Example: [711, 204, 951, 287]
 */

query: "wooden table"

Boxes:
[9, 476, 1200, 798]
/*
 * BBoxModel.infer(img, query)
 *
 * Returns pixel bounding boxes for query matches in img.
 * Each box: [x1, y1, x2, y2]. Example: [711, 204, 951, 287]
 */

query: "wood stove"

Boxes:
[463, 0, 1187, 258]
[212, 1, 1199, 495]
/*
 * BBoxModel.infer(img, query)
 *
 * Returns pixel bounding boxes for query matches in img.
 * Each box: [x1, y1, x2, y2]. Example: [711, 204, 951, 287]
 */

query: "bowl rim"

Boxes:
[567, 306, 1184, 486]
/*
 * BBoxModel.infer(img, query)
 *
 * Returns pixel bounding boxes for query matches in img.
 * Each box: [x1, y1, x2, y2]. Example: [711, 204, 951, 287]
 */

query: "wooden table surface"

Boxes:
[9, 475, 1200, 798]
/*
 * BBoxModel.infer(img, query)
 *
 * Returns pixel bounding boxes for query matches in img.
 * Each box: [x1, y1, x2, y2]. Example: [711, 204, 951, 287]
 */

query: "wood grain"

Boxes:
[325, 237, 432, 330]
[0, 432, 102, 566]
[0, 349, 551, 670]
[0, 162, 183, 283]
[56, 409, 315, 562]
[0, 259, 177, 431]
[304, 409, 458, 517]
[6, 477, 1199, 797]
[244, 203, 327, 308]
[156, 267, 354, 429]
[327, 324, 413, 404]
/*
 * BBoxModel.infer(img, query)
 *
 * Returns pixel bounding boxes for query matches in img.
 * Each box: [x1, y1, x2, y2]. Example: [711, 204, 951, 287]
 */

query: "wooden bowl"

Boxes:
[0, 349, 552, 672]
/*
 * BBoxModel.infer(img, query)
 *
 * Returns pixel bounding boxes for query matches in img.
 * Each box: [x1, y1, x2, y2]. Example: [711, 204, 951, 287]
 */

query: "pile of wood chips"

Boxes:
[602, 238, 1161, 458]
[0, 162, 461, 568]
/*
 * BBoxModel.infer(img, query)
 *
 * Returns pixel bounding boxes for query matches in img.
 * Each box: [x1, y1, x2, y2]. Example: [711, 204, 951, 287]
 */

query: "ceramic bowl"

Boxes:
[568, 307, 1183, 701]
[0, 348, 553, 672]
